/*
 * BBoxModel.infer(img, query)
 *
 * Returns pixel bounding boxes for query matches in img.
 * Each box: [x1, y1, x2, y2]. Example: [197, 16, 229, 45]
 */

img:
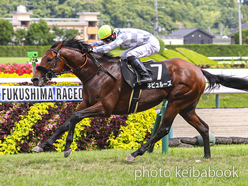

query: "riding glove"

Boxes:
[82, 46, 93, 53]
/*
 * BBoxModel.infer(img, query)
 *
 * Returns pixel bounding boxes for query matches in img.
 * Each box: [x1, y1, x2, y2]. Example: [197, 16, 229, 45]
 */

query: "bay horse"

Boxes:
[31, 38, 248, 162]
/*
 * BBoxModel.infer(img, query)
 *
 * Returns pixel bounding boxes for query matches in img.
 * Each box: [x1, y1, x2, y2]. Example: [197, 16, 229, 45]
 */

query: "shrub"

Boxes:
[110, 50, 123, 57]
[76, 115, 128, 151]
[161, 49, 189, 61]
[1, 44, 248, 58]
[0, 101, 161, 154]
[0, 46, 49, 57]
[0, 102, 56, 155]
[0, 103, 33, 144]
[176, 48, 217, 65]
[140, 57, 153, 62]
[108, 108, 162, 150]
[164, 44, 248, 57]
[149, 53, 167, 62]
[155, 36, 165, 54]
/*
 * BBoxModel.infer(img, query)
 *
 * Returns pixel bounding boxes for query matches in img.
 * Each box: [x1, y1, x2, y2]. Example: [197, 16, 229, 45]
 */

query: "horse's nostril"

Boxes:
[31, 77, 38, 82]
[31, 77, 39, 86]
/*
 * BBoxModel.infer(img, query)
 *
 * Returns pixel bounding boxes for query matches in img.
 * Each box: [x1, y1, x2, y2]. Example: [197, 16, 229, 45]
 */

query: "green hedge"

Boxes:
[155, 36, 165, 54]
[110, 48, 217, 65]
[149, 53, 167, 61]
[176, 48, 217, 65]
[164, 44, 248, 57]
[0, 46, 50, 57]
[161, 49, 188, 61]
[2, 44, 248, 57]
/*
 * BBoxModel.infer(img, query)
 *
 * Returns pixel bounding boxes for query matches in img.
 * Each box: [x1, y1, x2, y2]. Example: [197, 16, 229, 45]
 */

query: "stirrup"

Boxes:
[138, 76, 152, 83]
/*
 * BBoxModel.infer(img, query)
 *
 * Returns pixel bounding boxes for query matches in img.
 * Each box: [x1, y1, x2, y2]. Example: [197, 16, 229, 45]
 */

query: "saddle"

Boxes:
[121, 59, 173, 114]
[121, 59, 173, 89]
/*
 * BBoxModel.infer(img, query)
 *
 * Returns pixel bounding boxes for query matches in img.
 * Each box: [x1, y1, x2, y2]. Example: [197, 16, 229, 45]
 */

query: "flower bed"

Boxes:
[1, 61, 248, 79]
[196, 63, 248, 69]
[0, 62, 76, 78]
[0, 62, 33, 75]
[0, 82, 161, 154]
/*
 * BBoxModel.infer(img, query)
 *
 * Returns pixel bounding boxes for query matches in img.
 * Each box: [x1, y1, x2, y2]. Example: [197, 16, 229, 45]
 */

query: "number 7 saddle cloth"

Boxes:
[121, 59, 173, 113]
[121, 59, 173, 90]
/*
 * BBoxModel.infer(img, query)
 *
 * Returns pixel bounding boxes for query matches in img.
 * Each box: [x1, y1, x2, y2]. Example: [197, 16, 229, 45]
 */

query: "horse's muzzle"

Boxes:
[31, 76, 47, 87]
[31, 77, 39, 86]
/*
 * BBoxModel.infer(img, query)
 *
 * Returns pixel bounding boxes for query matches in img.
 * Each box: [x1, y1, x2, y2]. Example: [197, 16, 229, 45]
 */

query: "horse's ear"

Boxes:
[56, 41, 64, 50]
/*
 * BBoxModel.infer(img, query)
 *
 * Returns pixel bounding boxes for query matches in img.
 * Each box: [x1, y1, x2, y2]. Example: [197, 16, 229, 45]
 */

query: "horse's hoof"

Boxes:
[204, 155, 211, 159]
[125, 154, 135, 162]
[64, 149, 72, 158]
[32, 146, 43, 153]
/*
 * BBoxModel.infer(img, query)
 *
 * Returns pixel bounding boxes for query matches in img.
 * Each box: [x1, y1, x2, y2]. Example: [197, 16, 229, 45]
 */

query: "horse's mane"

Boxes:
[51, 37, 120, 60]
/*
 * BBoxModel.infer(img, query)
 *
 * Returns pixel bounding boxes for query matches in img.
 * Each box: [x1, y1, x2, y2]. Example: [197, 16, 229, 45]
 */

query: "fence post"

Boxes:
[147, 110, 162, 153]
[32, 60, 36, 75]
[215, 94, 219, 108]
[27, 52, 38, 76]
[148, 100, 171, 154]
[168, 126, 173, 139]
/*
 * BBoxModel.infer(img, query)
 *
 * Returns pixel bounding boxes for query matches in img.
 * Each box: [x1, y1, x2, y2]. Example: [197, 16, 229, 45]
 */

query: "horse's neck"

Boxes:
[84, 54, 121, 83]
[66, 52, 120, 83]
[91, 54, 121, 67]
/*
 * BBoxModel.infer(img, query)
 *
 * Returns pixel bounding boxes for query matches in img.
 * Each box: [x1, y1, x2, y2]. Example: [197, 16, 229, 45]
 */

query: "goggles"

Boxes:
[102, 35, 113, 43]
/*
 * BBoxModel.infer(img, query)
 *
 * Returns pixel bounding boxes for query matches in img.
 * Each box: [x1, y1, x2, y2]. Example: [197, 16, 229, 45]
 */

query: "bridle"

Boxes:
[36, 48, 88, 81]
[36, 46, 117, 83]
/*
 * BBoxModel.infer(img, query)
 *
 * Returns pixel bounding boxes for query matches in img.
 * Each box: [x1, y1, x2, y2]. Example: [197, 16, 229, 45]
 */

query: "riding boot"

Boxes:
[129, 58, 152, 83]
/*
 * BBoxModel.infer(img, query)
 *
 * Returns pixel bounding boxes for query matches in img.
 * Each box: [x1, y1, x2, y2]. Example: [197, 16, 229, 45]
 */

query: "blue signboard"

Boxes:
[0, 86, 83, 102]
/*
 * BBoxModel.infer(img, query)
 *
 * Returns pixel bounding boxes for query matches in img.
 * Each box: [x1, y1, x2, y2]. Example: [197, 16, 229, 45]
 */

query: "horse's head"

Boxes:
[31, 42, 68, 86]
[32, 37, 119, 86]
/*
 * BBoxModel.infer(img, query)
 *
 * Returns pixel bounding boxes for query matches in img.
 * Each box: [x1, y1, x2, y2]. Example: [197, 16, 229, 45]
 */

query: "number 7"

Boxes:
[150, 64, 162, 80]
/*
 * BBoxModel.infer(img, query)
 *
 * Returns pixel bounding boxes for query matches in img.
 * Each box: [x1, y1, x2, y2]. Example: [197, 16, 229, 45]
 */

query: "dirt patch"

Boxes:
[172, 108, 248, 138]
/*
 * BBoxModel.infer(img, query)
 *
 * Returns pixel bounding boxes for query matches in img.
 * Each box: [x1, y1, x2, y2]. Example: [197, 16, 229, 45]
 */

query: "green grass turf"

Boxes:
[0, 145, 247, 185]
[0, 57, 30, 64]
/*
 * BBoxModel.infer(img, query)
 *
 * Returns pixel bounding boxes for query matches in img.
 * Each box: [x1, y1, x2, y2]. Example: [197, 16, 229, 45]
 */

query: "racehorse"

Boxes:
[31, 38, 248, 162]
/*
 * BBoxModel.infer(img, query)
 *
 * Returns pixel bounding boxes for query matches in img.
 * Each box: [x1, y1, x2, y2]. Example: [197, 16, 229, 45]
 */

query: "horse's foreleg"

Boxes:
[64, 102, 108, 158]
[126, 103, 178, 162]
[32, 101, 87, 153]
[32, 119, 71, 152]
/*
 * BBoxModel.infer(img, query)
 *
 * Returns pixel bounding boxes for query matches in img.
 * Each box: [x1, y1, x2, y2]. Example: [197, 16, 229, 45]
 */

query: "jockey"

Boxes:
[90, 25, 160, 83]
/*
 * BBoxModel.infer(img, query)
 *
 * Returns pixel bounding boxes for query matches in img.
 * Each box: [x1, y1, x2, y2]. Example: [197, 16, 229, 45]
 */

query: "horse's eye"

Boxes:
[47, 58, 53, 62]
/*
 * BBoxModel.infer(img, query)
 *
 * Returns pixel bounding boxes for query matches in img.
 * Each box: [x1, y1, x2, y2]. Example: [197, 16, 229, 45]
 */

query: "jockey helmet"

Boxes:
[98, 25, 115, 42]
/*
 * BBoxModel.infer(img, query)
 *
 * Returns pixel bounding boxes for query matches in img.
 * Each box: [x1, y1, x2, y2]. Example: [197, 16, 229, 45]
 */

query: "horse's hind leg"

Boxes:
[179, 100, 211, 159]
[126, 102, 179, 162]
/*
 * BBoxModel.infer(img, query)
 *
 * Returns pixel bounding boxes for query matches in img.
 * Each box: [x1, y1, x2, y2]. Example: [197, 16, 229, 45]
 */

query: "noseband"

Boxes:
[36, 48, 87, 81]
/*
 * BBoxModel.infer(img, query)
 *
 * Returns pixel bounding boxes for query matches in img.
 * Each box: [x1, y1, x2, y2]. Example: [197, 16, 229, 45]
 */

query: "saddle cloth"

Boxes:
[121, 60, 173, 89]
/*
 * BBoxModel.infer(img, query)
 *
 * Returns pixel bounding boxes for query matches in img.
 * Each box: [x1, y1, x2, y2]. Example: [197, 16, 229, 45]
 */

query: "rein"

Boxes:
[36, 46, 118, 83]
[85, 51, 118, 81]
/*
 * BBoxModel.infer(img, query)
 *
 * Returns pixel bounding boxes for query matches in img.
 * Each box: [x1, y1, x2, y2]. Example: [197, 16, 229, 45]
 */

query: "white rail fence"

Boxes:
[0, 77, 80, 84]
[1, 69, 248, 107]
[208, 56, 248, 61]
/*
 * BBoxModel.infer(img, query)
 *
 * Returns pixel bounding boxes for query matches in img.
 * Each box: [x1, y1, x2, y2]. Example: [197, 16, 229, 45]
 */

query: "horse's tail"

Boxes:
[201, 69, 248, 91]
